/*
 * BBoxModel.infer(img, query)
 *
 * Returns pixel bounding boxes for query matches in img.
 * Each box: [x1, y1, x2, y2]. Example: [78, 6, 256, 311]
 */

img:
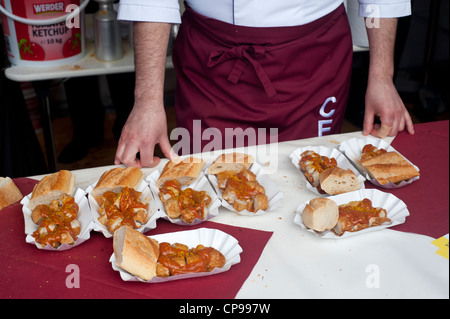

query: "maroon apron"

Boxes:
[172, 4, 353, 155]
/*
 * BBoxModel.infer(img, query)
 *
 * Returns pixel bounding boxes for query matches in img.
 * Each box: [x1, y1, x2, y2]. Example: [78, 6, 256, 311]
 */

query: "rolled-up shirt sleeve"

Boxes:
[118, 0, 181, 23]
[358, 0, 411, 18]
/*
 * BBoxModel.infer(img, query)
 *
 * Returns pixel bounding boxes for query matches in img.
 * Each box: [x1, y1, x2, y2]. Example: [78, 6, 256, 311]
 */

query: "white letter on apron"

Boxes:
[318, 97, 337, 137]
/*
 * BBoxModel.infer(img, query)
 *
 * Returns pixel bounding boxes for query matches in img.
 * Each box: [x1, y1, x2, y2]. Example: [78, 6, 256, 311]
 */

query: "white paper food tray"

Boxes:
[86, 179, 160, 238]
[289, 145, 366, 196]
[22, 188, 95, 251]
[339, 136, 420, 188]
[110, 228, 243, 283]
[147, 170, 222, 225]
[294, 189, 410, 239]
[206, 162, 284, 216]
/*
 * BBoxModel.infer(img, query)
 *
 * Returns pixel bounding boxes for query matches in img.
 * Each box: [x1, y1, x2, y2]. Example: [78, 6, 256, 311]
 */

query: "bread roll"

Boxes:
[29, 170, 74, 211]
[360, 152, 419, 184]
[207, 153, 254, 175]
[92, 167, 143, 199]
[156, 157, 205, 188]
[113, 226, 160, 281]
[302, 198, 339, 232]
[0, 177, 23, 210]
[319, 167, 360, 195]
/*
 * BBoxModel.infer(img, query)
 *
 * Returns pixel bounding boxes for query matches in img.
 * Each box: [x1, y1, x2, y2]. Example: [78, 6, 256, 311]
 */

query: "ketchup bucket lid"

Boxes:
[0, 0, 90, 26]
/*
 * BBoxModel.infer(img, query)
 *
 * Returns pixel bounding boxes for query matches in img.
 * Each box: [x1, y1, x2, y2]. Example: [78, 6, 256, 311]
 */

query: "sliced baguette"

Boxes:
[319, 167, 360, 195]
[207, 153, 254, 175]
[0, 177, 23, 210]
[113, 226, 160, 281]
[156, 157, 205, 188]
[29, 170, 75, 211]
[360, 152, 419, 184]
[92, 167, 143, 201]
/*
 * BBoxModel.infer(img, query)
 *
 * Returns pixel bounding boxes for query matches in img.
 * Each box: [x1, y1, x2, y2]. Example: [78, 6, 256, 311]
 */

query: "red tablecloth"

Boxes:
[0, 120, 447, 299]
[0, 177, 273, 299]
[368, 120, 449, 239]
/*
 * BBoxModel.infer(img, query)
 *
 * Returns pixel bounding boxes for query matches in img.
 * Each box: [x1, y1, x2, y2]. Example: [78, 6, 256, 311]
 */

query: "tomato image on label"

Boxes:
[63, 32, 82, 58]
[18, 39, 45, 61]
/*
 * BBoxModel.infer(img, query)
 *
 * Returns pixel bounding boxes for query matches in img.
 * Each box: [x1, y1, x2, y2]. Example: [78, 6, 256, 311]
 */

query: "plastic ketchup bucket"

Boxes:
[0, 0, 89, 67]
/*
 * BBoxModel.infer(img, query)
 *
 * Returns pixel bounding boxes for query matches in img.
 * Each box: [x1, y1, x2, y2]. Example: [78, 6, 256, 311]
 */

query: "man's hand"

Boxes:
[363, 75, 414, 138]
[363, 17, 414, 138]
[114, 103, 174, 168]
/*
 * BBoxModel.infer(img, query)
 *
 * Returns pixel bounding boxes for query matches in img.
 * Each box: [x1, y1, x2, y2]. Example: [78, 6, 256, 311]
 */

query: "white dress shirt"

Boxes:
[118, 0, 411, 27]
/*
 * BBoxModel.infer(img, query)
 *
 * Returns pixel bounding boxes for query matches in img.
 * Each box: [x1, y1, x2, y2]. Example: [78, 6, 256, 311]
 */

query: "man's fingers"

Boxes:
[159, 136, 178, 160]
[114, 136, 173, 168]
[404, 110, 415, 135]
[139, 143, 160, 168]
[362, 110, 375, 136]
[114, 143, 125, 165]
[115, 142, 143, 168]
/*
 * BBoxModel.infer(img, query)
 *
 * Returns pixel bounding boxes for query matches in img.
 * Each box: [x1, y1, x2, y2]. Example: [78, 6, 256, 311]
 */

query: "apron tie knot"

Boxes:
[207, 45, 277, 98]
